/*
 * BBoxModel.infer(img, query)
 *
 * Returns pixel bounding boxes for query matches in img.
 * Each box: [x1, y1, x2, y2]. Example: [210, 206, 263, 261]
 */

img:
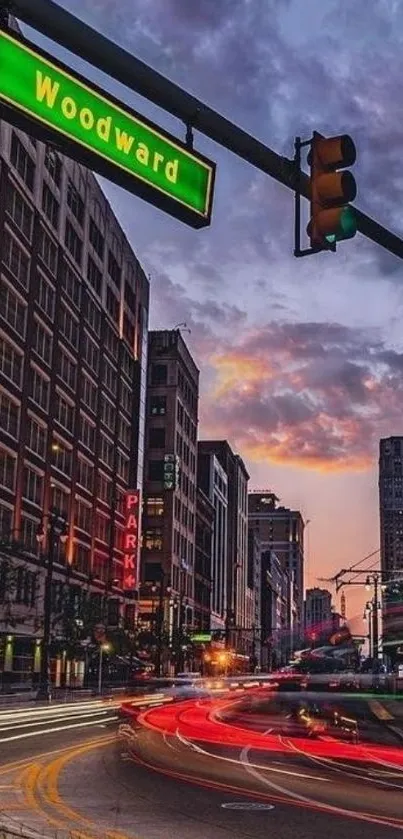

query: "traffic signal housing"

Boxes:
[308, 132, 357, 250]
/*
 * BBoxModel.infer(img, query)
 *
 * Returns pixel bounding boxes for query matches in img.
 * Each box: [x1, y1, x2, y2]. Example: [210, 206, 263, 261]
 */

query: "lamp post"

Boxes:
[35, 507, 68, 701]
[98, 642, 111, 694]
[154, 575, 171, 677]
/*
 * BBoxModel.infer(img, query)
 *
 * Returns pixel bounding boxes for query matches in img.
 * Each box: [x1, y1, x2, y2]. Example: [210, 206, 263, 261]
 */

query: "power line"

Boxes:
[10, 0, 403, 263]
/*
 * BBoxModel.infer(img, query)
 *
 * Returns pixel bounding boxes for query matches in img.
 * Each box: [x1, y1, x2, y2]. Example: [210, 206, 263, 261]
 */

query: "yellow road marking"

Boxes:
[369, 700, 394, 721]
[0, 732, 113, 776]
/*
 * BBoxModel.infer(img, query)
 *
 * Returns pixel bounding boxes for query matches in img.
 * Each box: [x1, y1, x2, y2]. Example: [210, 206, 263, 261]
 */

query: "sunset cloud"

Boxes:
[200, 322, 403, 472]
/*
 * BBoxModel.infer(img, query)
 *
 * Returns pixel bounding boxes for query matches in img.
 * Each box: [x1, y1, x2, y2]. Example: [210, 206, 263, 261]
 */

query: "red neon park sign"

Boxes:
[123, 490, 140, 591]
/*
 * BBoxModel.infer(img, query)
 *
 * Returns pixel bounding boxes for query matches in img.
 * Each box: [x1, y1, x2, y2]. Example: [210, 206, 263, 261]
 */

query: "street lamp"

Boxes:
[98, 642, 111, 694]
[35, 507, 68, 701]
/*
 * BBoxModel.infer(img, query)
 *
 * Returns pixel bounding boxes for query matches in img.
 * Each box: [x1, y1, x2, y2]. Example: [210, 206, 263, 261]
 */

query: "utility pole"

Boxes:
[372, 575, 379, 663]
[36, 508, 68, 701]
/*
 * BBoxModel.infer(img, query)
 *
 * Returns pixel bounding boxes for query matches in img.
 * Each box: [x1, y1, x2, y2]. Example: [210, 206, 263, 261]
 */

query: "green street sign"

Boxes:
[191, 633, 212, 643]
[0, 29, 215, 228]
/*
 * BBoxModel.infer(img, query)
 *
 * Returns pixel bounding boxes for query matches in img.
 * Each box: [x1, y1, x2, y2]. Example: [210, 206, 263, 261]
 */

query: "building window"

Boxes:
[82, 374, 97, 413]
[0, 392, 19, 439]
[151, 364, 167, 386]
[0, 448, 16, 491]
[0, 503, 13, 540]
[120, 381, 132, 415]
[83, 332, 99, 375]
[51, 484, 69, 517]
[77, 456, 93, 491]
[10, 132, 35, 191]
[103, 357, 117, 396]
[98, 472, 111, 504]
[44, 146, 62, 186]
[87, 255, 102, 296]
[89, 217, 104, 259]
[106, 286, 119, 322]
[0, 278, 27, 336]
[150, 394, 166, 416]
[38, 228, 58, 276]
[107, 250, 121, 286]
[60, 305, 79, 348]
[22, 464, 43, 506]
[0, 336, 23, 386]
[58, 348, 77, 391]
[76, 498, 92, 533]
[67, 180, 84, 226]
[55, 393, 75, 432]
[116, 450, 129, 481]
[121, 348, 135, 381]
[75, 543, 91, 574]
[2, 229, 30, 287]
[80, 414, 95, 451]
[104, 323, 119, 359]
[27, 415, 47, 457]
[32, 318, 53, 364]
[21, 516, 40, 556]
[96, 513, 110, 543]
[42, 183, 59, 229]
[150, 427, 166, 449]
[52, 442, 72, 477]
[144, 528, 163, 551]
[148, 460, 164, 481]
[101, 396, 116, 431]
[145, 496, 164, 517]
[118, 416, 131, 450]
[86, 296, 101, 336]
[99, 433, 114, 467]
[6, 182, 33, 241]
[37, 275, 56, 322]
[29, 366, 50, 411]
[65, 220, 82, 266]
[124, 279, 136, 313]
[61, 261, 81, 308]
[122, 313, 135, 347]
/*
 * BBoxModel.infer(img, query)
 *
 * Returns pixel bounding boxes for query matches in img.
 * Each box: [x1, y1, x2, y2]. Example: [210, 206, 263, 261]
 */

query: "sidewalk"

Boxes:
[0, 686, 125, 710]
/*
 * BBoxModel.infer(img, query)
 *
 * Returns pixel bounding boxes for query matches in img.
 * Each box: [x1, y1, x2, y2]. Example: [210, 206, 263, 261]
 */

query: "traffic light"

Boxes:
[307, 132, 357, 250]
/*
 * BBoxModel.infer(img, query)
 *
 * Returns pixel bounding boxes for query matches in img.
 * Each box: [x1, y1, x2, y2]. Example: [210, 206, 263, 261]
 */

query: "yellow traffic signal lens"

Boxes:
[316, 171, 356, 207]
[313, 134, 356, 169]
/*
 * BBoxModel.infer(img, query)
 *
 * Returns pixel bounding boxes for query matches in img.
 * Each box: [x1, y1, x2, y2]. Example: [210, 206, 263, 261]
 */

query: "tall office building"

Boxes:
[194, 486, 214, 631]
[140, 329, 199, 651]
[198, 441, 249, 654]
[379, 436, 403, 662]
[197, 445, 228, 631]
[0, 119, 149, 685]
[248, 492, 305, 646]
[304, 588, 332, 632]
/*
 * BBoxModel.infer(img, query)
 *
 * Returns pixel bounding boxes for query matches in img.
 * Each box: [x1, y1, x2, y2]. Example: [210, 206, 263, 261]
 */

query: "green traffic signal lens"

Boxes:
[325, 206, 356, 243]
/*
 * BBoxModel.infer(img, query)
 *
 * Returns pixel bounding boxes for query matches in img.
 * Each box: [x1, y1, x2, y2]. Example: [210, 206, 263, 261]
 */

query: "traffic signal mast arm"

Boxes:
[10, 0, 403, 262]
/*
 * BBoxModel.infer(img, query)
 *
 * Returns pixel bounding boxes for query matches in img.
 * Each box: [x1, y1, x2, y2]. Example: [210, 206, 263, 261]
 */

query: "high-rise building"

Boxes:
[304, 588, 332, 632]
[0, 119, 149, 686]
[379, 436, 403, 662]
[247, 526, 261, 668]
[140, 329, 199, 663]
[198, 441, 249, 654]
[248, 492, 305, 646]
[194, 486, 214, 631]
[260, 550, 290, 669]
[197, 446, 228, 631]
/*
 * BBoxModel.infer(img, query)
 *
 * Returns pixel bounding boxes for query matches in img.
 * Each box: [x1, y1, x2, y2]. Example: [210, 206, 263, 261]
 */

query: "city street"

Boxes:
[0, 693, 402, 839]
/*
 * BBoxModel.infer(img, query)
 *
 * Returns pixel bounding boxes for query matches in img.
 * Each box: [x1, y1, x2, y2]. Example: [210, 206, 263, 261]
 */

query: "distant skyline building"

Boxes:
[197, 445, 228, 631]
[248, 492, 305, 644]
[0, 118, 149, 687]
[379, 436, 403, 663]
[304, 588, 333, 632]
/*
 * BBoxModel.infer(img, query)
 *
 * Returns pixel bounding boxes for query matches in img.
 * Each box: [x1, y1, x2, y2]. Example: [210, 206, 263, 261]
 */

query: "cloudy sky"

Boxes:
[26, 0, 403, 626]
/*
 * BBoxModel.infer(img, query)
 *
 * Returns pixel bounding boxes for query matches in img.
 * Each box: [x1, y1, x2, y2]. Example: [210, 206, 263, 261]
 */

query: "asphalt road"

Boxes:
[0, 692, 402, 839]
